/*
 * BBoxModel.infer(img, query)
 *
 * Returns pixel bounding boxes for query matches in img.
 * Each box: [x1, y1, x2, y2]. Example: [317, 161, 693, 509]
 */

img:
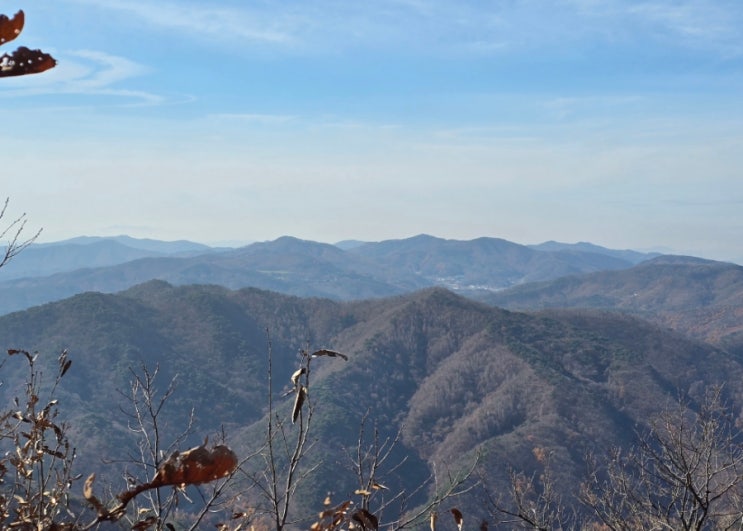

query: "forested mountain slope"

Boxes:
[480, 255, 743, 356]
[1, 283, 739, 523]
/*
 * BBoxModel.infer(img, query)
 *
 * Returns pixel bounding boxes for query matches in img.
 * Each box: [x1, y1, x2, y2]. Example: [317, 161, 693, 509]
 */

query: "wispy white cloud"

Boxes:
[207, 113, 298, 125]
[560, 0, 743, 56]
[65, 0, 298, 45]
[67, 50, 148, 88]
[626, 0, 743, 56]
[53, 0, 743, 59]
[0, 49, 161, 103]
[539, 95, 645, 120]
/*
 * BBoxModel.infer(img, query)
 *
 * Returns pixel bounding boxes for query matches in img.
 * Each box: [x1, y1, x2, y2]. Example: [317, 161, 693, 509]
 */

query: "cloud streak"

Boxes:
[627, 0, 743, 56]
[60, 0, 742, 58]
[207, 113, 298, 125]
[65, 0, 298, 46]
[0, 49, 160, 103]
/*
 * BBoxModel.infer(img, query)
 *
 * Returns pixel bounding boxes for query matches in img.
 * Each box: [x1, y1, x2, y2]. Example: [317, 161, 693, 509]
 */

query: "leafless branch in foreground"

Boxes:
[0, 197, 41, 269]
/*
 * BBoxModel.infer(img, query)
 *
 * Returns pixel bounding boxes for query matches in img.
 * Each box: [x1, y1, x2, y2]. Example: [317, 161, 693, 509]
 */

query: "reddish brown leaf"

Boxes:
[0, 10, 24, 46]
[8, 349, 34, 363]
[153, 444, 238, 486]
[0, 46, 56, 77]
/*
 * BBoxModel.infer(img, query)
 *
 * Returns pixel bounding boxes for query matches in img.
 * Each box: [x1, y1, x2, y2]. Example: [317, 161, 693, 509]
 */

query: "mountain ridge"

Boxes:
[0, 234, 661, 315]
[479, 256, 743, 355]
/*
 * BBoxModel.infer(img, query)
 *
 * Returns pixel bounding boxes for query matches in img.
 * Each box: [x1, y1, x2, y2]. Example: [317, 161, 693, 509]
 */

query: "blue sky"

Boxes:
[2, 0, 742, 263]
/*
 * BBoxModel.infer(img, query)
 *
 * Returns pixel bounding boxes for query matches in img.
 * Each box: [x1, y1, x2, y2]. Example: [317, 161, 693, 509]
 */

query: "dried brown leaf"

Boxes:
[153, 444, 238, 486]
[291, 367, 306, 386]
[132, 516, 157, 530]
[0, 10, 24, 45]
[292, 385, 306, 424]
[352, 509, 379, 531]
[42, 445, 65, 459]
[310, 349, 349, 361]
[60, 359, 72, 378]
[450, 508, 463, 531]
[83, 474, 95, 500]
[0, 46, 56, 77]
[83, 473, 109, 517]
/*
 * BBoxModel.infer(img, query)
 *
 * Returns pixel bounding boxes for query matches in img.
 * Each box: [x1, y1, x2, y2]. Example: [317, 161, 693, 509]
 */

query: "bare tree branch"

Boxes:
[0, 197, 41, 270]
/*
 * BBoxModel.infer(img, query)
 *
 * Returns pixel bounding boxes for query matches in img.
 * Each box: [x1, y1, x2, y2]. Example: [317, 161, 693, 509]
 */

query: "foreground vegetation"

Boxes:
[3, 345, 743, 530]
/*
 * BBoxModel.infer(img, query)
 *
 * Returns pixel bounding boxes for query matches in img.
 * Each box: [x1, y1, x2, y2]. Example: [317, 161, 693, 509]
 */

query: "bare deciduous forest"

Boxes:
[4, 196, 743, 530]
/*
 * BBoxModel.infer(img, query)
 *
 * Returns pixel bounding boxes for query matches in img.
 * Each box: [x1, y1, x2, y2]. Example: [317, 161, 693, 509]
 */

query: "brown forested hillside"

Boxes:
[1, 283, 741, 526]
[480, 255, 743, 356]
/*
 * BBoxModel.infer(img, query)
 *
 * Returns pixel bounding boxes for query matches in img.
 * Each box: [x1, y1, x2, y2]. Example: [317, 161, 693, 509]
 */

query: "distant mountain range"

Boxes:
[0, 234, 660, 315]
[0, 235, 221, 281]
[2, 233, 743, 523]
[527, 240, 661, 264]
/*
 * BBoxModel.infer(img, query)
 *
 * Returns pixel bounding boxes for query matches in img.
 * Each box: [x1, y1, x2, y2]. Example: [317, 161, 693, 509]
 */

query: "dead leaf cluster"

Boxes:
[0, 10, 56, 77]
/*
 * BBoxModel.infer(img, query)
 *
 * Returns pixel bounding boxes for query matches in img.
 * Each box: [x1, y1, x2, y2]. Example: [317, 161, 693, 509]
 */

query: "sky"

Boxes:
[2, 0, 742, 263]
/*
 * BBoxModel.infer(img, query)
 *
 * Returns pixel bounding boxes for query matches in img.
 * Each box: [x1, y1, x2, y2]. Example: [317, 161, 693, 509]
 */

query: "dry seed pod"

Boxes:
[450, 508, 463, 531]
[292, 385, 307, 424]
